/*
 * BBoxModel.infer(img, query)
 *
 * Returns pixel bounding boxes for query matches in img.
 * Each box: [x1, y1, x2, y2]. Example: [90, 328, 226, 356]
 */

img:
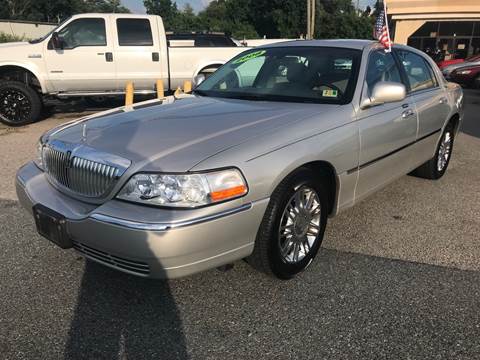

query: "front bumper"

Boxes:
[16, 162, 269, 279]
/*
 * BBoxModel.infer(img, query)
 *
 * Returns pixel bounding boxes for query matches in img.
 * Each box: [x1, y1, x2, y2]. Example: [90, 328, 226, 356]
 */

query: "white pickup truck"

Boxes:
[0, 13, 248, 125]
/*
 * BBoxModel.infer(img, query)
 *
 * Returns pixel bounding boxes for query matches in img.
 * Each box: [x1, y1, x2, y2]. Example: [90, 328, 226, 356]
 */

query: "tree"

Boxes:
[144, 0, 178, 29]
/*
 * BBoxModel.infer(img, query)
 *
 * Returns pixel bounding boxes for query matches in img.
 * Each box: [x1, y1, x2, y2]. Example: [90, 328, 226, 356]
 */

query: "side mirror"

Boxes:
[193, 74, 206, 87]
[51, 32, 64, 50]
[361, 81, 406, 109]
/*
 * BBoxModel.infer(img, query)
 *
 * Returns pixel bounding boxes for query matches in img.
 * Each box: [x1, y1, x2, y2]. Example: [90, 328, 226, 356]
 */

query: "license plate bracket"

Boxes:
[33, 204, 73, 249]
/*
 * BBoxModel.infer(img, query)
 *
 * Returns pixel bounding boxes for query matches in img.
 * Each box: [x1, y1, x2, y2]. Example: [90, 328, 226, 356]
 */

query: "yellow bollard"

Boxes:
[174, 86, 182, 97]
[183, 80, 192, 94]
[156, 80, 165, 99]
[125, 82, 134, 106]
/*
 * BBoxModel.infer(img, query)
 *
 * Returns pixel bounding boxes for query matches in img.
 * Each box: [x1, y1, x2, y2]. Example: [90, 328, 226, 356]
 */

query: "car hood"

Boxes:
[446, 60, 480, 72]
[46, 96, 339, 173]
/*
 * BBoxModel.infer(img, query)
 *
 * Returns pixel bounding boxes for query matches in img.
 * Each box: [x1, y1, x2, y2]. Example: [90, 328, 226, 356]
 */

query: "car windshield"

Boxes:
[195, 46, 361, 104]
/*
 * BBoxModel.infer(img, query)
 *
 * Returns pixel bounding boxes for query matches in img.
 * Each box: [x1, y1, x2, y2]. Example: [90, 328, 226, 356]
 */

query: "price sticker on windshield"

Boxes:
[232, 50, 266, 64]
[322, 89, 338, 98]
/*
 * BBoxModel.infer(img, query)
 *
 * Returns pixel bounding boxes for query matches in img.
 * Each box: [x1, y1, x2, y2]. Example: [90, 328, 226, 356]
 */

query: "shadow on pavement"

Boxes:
[64, 261, 187, 360]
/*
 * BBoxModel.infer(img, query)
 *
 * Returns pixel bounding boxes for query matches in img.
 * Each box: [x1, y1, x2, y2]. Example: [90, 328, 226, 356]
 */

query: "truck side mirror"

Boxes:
[51, 32, 64, 50]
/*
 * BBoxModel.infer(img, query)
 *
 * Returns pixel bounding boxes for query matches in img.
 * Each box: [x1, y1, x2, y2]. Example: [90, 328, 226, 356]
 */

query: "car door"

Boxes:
[44, 16, 116, 92]
[113, 16, 163, 91]
[355, 49, 418, 201]
[395, 49, 450, 150]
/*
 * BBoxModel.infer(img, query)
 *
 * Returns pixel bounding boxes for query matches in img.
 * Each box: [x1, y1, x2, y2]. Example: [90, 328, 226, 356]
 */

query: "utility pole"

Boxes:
[307, 0, 316, 39]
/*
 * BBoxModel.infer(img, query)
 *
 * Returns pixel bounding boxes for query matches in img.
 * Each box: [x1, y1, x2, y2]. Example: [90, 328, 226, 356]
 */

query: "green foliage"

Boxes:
[0, 32, 27, 43]
[0, 0, 130, 23]
[0, 0, 374, 40]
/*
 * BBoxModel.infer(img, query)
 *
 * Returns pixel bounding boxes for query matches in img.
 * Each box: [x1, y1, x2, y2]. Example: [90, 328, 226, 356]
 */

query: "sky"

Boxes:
[122, 0, 376, 15]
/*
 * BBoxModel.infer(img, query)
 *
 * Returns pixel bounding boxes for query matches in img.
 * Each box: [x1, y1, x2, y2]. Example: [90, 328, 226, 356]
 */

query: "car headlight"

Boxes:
[117, 168, 248, 208]
[35, 141, 44, 170]
[459, 70, 472, 75]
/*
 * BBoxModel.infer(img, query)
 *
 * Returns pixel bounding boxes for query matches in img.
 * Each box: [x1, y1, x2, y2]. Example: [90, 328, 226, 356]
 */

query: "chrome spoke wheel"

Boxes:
[278, 186, 321, 264]
[437, 130, 452, 172]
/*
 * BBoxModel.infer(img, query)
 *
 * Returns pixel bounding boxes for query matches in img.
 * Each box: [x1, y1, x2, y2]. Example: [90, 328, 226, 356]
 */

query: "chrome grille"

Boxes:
[43, 146, 120, 197]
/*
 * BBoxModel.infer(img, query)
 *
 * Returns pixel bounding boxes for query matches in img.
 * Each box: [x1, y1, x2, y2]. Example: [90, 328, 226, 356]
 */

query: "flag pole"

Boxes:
[383, 0, 392, 52]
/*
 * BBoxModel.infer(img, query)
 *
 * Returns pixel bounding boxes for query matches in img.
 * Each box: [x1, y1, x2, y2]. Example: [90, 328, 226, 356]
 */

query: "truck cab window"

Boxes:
[58, 18, 106, 49]
[117, 19, 153, 46]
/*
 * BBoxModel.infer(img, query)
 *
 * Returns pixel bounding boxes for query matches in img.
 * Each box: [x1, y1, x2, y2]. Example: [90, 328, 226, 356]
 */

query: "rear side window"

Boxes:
[117, 19, 153, 46]
[365, 50, 403, 95]
[396, 50, 437, 92]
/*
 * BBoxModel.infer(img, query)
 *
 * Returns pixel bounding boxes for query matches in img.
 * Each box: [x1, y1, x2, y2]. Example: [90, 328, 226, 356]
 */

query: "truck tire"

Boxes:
[0, 81, 42, 126]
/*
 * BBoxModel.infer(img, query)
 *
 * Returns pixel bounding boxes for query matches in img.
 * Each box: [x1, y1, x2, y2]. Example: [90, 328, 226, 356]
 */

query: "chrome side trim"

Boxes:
[89, 203, 253, 231]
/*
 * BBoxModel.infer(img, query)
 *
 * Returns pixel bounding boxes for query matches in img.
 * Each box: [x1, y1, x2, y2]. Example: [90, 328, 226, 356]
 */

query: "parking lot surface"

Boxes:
[1, 91, 479, 359]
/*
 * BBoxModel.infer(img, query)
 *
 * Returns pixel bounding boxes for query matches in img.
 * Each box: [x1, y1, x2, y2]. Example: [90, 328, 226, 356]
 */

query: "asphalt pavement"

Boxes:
[0, 91, 479, 359]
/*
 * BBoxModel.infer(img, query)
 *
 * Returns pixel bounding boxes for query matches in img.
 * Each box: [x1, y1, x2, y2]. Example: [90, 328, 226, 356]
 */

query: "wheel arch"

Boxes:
[0, 64, 45, 93]
[273, 160, 339, 217]
[193, 61, 225, 78]
[448, 113, 461, 134]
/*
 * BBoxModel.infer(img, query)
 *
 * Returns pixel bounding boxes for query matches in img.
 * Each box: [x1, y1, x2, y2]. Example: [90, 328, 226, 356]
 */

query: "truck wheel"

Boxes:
[410, 122, 455, 180]
[247, 168, 329, 279]
[0, 81, 42, 126]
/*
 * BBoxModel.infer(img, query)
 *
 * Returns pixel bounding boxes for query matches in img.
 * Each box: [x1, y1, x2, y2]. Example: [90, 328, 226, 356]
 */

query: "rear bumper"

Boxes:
[16, 162, 268, 279]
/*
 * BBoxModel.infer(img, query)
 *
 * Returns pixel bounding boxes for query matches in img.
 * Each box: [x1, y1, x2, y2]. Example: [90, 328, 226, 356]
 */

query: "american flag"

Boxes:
[374, 3, 392, 52]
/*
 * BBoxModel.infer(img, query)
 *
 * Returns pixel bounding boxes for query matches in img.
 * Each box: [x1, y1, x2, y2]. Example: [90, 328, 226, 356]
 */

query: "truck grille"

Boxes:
[43, 146, 120, 197]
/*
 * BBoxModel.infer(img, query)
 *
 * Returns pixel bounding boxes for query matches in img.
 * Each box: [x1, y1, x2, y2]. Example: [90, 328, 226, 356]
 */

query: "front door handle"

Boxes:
[152, 52, 159, 62]
[402, 109, 415, 118]
[105, 52, 113, 62]
[439, 97, 448, 104]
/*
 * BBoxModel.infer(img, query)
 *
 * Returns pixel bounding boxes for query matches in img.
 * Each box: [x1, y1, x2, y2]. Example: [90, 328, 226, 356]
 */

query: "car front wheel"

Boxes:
[247, 168, 329, 279]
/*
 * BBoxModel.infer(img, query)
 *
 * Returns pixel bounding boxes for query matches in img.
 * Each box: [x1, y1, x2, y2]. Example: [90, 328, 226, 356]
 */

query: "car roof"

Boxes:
[258, 39, 376, 50]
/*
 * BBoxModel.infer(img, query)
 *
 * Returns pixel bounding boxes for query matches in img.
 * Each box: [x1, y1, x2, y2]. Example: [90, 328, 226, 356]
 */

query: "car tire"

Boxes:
[410, 122, 455, 180]
[0, 81, 42, 126]
[247, 168, 329, 279]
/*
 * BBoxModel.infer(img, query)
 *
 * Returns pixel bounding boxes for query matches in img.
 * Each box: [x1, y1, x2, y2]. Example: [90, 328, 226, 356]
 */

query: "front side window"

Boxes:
[117, 19, 153, 46]
[396, 50, 437, 92]
[58, 18, 106, 49]
[195, 47, 361, 104]
[365, 50, 403, 96]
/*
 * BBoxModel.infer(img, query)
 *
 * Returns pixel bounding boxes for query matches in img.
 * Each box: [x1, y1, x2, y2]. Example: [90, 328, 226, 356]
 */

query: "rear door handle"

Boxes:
[439, 97, 448, 104]
[402, 109, 415, 118]
[105, 52, 113, 62]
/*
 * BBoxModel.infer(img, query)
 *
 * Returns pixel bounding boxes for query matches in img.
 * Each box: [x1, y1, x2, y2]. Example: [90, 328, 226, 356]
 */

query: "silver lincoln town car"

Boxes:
[16, 40, 464, 279]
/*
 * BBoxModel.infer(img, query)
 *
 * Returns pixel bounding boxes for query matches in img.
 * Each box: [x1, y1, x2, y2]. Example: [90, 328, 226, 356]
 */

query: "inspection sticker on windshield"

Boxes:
[232, 50, 266, 64]
[322, 89, 338, 98]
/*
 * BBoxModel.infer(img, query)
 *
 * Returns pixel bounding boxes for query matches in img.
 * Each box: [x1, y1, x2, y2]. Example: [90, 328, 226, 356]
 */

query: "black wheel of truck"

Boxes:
[0, 81, 42, 126]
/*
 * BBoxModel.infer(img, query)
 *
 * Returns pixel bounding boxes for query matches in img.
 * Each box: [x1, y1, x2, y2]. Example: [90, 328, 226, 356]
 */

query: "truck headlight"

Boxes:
[117, 168, 248, 208]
